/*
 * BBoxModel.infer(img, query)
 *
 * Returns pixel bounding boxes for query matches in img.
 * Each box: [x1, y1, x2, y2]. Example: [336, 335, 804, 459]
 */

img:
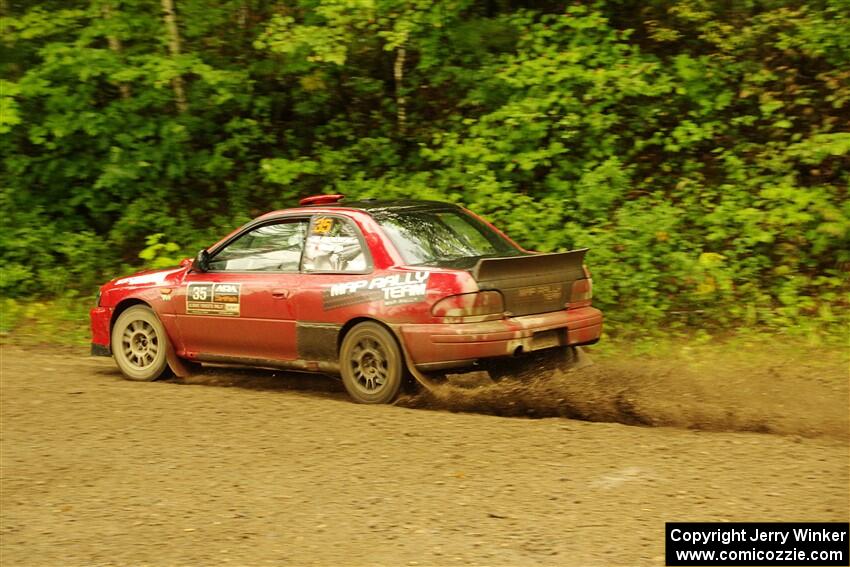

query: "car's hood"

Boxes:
[108, 265, 188, 288]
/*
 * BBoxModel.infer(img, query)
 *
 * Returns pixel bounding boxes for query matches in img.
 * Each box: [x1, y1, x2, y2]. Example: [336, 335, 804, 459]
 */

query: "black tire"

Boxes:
[339, 322, 404, 404]
[111, 305, 171, 382]
[487, 347, 580, 382]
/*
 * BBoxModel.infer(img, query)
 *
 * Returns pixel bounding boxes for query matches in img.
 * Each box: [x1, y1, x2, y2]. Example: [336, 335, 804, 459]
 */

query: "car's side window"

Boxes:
[302, 216, 369, 273]
[207, 220, 308, 272]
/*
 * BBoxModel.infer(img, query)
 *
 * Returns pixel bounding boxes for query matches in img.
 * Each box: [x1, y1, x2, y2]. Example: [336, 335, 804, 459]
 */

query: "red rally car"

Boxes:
[90, 195, 603, 403]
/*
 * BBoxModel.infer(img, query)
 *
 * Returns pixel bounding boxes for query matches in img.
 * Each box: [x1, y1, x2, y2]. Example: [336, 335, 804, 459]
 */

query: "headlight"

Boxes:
[95, 290, 102, 307]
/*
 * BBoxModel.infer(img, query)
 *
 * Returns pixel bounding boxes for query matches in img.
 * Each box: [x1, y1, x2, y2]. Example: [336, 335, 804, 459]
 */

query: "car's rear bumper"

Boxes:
[399, 306, 602, 369]
[90, 306, 112, 355]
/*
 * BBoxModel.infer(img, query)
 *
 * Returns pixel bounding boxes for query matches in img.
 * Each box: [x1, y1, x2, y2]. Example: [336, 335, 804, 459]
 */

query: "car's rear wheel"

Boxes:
[486, 346, 587, 382]
[111, 305, 171, 382]
[340, 322, 404, 404]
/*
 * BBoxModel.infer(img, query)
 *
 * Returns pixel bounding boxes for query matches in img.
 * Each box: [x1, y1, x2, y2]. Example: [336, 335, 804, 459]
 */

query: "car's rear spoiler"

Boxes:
[471, 249, 588, 283]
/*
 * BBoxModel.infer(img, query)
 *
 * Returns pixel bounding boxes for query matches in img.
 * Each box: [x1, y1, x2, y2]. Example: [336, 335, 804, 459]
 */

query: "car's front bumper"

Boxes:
[90, 306, 112, 356]
[400, 306, 603, 370]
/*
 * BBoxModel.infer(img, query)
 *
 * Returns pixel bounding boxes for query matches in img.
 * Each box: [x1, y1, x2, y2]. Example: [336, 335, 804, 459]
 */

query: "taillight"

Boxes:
[569, 278, 593, 304]
[431, 291, 504, 323]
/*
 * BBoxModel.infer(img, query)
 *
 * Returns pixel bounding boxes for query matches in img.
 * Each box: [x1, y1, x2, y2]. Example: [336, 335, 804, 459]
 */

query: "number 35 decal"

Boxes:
[186, 283, 241, 317]
[313, 217, 334, 234]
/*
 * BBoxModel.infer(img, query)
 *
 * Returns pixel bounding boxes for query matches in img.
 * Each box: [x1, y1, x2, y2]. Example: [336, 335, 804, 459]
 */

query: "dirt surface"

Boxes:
[2, 345, 848, 566]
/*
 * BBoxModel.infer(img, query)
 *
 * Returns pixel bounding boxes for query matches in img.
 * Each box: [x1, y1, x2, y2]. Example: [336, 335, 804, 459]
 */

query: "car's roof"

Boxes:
[311, 199, 458, 213]
[262, 199, 460, 219]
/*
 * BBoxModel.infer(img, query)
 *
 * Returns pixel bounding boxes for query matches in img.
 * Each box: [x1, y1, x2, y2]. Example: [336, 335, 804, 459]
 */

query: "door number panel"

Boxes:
[186, 283, 241, 317]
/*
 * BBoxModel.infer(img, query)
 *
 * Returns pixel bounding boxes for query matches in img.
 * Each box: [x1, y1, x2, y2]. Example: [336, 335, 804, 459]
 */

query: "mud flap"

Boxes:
[165, 340, 193, 379]
[393, 329, 440, 392]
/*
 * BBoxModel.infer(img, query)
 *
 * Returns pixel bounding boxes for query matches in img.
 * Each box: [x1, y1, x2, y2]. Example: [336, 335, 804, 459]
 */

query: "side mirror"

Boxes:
[193, 249, 210, 272]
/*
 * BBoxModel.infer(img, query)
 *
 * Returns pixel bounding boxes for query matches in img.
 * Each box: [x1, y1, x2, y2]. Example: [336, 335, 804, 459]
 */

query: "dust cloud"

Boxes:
[397, 354, 849, 438]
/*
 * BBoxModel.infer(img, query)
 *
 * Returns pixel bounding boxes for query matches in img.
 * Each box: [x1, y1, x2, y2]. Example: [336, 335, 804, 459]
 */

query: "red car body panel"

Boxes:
[91, 200, 603, 373]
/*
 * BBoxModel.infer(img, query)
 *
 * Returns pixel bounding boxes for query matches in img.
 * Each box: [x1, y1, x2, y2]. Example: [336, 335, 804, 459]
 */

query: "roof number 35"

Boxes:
[313, 218, 333, 234]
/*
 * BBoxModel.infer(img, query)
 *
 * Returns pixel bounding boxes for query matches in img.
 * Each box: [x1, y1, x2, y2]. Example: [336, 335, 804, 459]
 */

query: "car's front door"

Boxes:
[174, 218, 308, 361]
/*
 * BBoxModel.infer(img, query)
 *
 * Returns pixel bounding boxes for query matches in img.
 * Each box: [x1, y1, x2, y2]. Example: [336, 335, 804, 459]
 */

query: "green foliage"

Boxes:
[1, 293, 92, 345]
[138, 233, 184, 269]
[1, 0, 848, 336]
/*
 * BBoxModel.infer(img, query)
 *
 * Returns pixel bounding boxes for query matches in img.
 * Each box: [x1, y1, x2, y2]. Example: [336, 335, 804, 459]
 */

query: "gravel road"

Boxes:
[1, 345, 848, 566]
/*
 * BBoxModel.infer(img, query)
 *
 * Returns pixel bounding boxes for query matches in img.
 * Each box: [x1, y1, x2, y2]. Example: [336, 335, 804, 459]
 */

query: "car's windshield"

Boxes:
[375, 208, 524, 265]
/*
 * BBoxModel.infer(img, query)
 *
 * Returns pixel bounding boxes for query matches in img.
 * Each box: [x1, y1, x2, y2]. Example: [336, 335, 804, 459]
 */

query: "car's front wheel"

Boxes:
[339, 322, 404, 404]
[111, 305, 171, 381]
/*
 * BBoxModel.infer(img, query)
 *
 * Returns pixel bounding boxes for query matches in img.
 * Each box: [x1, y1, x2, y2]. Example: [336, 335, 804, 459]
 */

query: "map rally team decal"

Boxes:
[323, 271, 430, 310]
[186, 283, 241, 316]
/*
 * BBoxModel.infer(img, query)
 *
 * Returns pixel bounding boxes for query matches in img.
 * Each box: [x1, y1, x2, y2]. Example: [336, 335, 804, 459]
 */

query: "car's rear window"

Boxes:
[375, 209, 524, 266]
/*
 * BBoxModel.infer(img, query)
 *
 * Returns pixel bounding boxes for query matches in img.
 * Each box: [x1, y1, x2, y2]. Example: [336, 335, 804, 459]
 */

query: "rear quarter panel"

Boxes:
[295, 267, 479, 326]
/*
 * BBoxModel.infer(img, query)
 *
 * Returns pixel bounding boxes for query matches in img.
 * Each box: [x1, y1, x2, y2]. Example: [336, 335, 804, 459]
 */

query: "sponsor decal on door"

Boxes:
[186, 283, 241, 316]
